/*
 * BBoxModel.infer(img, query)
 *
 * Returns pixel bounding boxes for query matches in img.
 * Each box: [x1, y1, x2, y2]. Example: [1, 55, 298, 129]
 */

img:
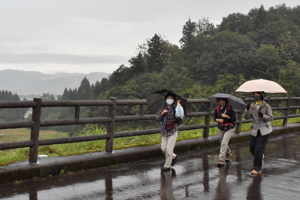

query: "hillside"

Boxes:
[0, 70, 108, 96]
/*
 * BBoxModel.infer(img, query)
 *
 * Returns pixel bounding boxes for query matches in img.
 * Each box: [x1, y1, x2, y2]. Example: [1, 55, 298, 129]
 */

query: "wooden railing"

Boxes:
[0, 96, 299, 164]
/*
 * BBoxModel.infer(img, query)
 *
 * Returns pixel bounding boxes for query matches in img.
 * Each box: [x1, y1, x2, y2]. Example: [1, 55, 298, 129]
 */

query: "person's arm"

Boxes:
[223, 109, 236, 124]
[261, 104, 273, 122]
[214, 108, 224, 123]
[156, 108, 166, 122]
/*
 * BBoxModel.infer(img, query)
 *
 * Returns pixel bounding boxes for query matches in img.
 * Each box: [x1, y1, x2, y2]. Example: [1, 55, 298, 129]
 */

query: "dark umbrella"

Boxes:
[211, 93, 246, 111]
[147, 89, 187, 115]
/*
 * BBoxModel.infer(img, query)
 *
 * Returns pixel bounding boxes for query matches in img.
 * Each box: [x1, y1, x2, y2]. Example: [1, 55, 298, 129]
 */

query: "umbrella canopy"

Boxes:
[147, 89, 187, 115]
[211, 93, 246, 111]
[236, 79, 287, 93]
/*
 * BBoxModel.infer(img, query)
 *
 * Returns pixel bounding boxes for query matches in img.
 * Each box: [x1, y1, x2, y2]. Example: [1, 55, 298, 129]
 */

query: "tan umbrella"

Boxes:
[236, 79, 287, 93]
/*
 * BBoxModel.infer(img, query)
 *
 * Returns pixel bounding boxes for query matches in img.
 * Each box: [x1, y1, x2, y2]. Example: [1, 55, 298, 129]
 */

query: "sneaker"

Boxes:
[171, 154, 178, 166]
[161, 167, 171, 171]
[225, 153, 232, 162]
[262, 154, 265, 166]
[218, 160, 225, 167]
[251, 170, 261, 175]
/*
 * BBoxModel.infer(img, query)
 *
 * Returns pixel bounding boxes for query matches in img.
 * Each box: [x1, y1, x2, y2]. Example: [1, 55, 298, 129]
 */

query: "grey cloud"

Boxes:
[0, 53, 128, 64]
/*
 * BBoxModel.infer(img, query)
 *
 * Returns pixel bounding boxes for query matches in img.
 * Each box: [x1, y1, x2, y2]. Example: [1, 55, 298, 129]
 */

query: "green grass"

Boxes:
[1, 116, 300, 166]
[0, 129, 69, 165]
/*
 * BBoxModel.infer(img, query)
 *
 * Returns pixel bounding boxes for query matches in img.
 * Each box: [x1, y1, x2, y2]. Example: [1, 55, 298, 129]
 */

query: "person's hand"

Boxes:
[216, 119, 224, 123]
[258, 112, 263, 118]
[162, 109, 168, 115]
[246, 103, 251, 110]
[177, 100, 181, 106]
[221, 113, 229, 118]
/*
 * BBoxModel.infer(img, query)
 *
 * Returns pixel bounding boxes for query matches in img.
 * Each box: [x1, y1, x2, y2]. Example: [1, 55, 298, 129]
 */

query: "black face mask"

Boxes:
[254, 95, 260, 101]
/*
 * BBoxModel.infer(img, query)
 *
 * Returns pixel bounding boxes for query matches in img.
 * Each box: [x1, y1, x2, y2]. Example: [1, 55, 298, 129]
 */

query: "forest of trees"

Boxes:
[0, 90, 26, 122]
[61, 5, 300, 101]
[92, 4, 300, 101]
[1, 4, 300, 134]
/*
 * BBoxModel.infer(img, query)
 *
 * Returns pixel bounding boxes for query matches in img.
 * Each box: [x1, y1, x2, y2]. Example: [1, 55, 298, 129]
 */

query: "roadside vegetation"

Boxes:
[1, 115, 299, 166]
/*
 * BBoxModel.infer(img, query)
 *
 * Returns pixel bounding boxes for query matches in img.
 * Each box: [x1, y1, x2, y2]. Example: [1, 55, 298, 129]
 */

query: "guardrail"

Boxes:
[0, 96, 299, 164]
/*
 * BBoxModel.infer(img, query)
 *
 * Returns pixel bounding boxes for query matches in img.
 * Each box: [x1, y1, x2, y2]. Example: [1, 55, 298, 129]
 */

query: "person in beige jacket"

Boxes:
[243, 92, 273, 175]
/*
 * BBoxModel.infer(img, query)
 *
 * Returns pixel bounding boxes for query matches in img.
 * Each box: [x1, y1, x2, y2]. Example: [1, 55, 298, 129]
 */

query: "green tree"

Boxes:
[145, 34, 165, 72]
[253, 5, 267, 30]
[190, 31, 255, 84]
[214, 74, 245, 94]
[196, 17, 215, 37]
[143, 34, 179, 73]
[253, 44, 281, 80]
[40, 93, 59, 120]
[69, 88, 78, 100]
[78, 77, 92, 100]
[290, 5, 300, 27]
[179, 18, 197, 47]
[92, 81, 101, 99]
[250, 17, 300, 47]
[158, 64, 193, 94]
[41, 93, 56, 101]
[131, 72, 161, 99]
[128, 53, 148, 74]
[268, 3, 300, 25]
[62, 88, 70, 100]
[279, 61, 300, 96]
[277, 33, 299, 65]
[0, 90, 26, 122]
[108, 64, 131, 86]
[219, 13, 251, 35]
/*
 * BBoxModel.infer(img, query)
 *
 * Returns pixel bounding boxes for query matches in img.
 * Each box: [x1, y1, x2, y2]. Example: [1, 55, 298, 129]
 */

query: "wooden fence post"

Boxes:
[283, 96, 291, 126]
[139, 104, 144, 116]
[75, 106, 80, 120]
[29, 98, 42, 164]
[188, 103, 191, 114]
[235, 96, 245, 134]
[106, 97, 116, 153]
[203, 100, 212, 139]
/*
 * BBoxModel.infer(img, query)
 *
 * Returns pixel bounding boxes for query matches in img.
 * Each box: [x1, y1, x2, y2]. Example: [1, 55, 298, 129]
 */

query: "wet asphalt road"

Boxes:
[1, 132, 300, 200]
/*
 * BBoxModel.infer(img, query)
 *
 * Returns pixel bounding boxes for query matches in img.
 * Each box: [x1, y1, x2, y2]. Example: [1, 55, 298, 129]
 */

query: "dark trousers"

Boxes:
[249, 130, 269, 172]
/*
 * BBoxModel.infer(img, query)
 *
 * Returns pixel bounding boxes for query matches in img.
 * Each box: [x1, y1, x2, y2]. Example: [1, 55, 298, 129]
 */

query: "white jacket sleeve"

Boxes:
[175, 105, 184, 119]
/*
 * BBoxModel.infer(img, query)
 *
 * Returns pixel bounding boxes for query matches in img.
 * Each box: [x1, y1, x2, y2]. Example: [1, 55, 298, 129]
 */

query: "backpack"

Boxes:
[216, 105, 231, 114]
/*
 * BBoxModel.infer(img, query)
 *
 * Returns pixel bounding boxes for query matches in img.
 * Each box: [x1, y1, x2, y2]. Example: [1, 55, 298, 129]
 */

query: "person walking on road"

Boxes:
[243, 92, 273, 175]
[156, 94, 184, 171]
[214, 98, 236, 167]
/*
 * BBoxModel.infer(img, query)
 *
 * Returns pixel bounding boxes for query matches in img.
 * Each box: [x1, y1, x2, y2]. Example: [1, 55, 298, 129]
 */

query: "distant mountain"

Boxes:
[0, 70, 109, 97]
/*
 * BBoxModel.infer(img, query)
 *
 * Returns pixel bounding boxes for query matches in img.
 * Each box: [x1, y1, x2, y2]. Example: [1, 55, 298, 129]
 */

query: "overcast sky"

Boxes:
[0, 0, 299, 75]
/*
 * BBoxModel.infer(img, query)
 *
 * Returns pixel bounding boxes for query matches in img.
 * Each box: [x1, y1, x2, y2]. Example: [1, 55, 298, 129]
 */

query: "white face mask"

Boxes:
[166, 99, 174, 105]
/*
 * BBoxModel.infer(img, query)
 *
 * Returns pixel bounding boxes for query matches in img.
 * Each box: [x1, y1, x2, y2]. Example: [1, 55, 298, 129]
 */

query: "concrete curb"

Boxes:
[1, 123, 300, 184]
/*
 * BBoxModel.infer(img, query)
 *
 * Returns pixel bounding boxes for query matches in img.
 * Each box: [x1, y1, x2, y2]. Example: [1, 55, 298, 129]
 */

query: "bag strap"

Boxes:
[217, 105, 220, 114]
